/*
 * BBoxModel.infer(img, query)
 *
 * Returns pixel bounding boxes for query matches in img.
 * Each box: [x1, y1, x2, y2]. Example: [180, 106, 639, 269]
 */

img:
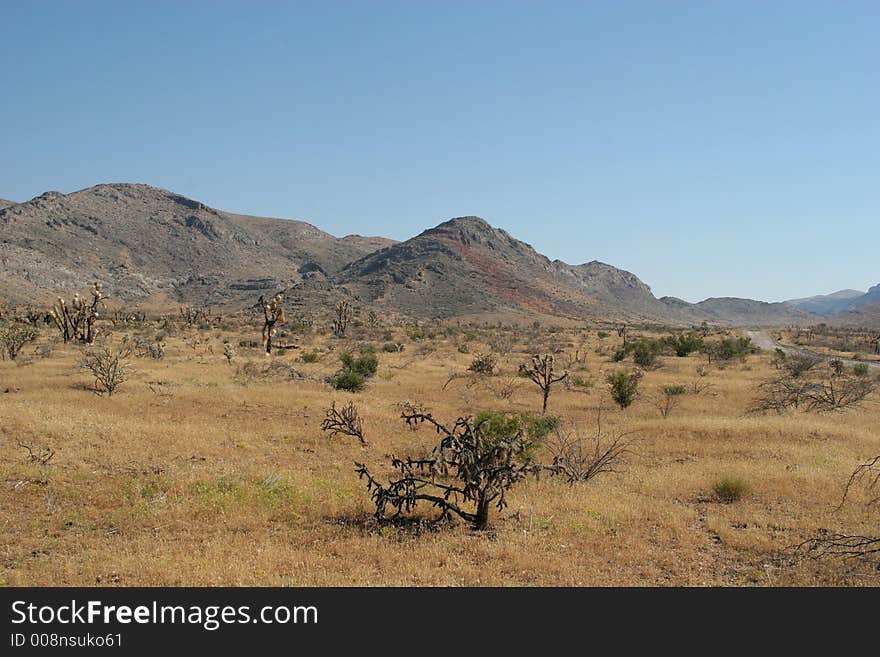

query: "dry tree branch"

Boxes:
[321, 401, 366, 444]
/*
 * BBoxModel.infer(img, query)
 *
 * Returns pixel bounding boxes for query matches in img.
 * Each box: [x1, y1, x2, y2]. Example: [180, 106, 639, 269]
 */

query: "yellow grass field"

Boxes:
[2, 323, 878, 586]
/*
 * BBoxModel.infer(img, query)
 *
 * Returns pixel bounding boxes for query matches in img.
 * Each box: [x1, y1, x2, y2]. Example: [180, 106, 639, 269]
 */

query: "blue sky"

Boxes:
[1, 1, 877, 302]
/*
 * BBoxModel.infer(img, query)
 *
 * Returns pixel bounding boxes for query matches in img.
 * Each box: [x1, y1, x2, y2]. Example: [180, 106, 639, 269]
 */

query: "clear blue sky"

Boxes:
[2, 1, 877, 302]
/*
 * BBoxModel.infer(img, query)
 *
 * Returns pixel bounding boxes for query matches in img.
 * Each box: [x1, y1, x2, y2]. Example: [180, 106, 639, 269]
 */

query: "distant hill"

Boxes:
[0, 183, 819, 326]
[336, 215, 812, 325]
[785, 285, 880, 318]
[0, 183, 392, 306]
[0, 199, 17, 210]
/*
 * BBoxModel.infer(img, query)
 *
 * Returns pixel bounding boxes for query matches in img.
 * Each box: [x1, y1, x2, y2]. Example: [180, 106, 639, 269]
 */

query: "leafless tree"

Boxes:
[520, 354, 568, 414]
[321, 401, 366, 444]
[80, 345, 131, 396]
[794, 455, 880, 562]
[17, 440, 55, 466]
[750, 362, 876, 414]
[545, 411, 635, 484]
[0, 323, 37, 360]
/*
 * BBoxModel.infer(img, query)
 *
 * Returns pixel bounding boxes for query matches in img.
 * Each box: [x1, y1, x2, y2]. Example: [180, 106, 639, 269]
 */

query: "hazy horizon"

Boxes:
[2, 1, 877, 303]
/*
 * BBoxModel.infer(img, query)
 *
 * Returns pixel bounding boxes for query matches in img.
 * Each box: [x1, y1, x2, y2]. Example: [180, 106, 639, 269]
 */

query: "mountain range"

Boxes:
[0, 183, 866, 326]
[784, 286, 880, 324]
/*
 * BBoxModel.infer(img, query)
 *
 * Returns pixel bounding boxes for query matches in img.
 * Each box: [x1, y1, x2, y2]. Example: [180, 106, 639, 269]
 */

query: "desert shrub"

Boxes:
[569, 374, 593, 389]
[751, 361, 876, 414]
[702, 336, 754, 364]
[546, 413, 635, 483]
[235, 360, 306, 384]
[713, 477, 748, 503]
[356, 407, 555, 530]
[407, 327, 431, 341]
[80, 347, 130, 396]
[782, 354, 821, 378]
[457, 343, 470, 354]
[655, 384, 687, 418]
[607, 370, 641, 409]
[331, 349, 379, 392]
[321, 401, 366, 444]
[852, 363, 869, 377]
[597, 331, 609, 339]
[300, 350, 321, 363]
[238, 339, 260, 349]
[340, 349, 378, 377]
[331, 370, 366, 392]
[1, 323, 37, 360]
[611, 348, 627, 362]
[468, 353, 497, 375]
[631, 340, 662, 369]
[666, 331, 704, 357]
[382, 342, 402, 353]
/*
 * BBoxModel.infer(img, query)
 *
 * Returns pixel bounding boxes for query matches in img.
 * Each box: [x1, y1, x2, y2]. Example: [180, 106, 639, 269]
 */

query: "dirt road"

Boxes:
[745, 330, 880, 371]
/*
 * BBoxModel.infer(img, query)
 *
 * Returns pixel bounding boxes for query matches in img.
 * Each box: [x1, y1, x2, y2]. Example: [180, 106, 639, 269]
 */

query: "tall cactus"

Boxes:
[49, 282, 106, 344]
[332, 300, 353, 338]
[261, 293, 285, 354]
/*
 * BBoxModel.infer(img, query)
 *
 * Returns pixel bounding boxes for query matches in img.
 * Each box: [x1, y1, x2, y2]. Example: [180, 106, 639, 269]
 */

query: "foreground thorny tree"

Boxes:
[355, 407, 553, 530]
[795, 455, 880, 562]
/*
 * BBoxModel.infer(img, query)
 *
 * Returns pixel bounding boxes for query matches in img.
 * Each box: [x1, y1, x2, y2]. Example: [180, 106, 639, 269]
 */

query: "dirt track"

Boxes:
[745, 330, 880, 371]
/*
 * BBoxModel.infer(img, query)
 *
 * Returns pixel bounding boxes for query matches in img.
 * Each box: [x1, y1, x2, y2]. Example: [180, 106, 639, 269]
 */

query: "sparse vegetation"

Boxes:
[80, 346, 130, 396]
[467, 353, 497, 375]
[1, 322, 37, 360]
[2, 312, 878, 586]
[713, 477, 748, 502]
[607, 370, 641, 409]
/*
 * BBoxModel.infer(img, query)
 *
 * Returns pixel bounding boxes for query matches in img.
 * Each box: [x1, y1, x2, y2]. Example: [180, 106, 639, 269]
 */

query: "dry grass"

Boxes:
[1, 323, 879, 586]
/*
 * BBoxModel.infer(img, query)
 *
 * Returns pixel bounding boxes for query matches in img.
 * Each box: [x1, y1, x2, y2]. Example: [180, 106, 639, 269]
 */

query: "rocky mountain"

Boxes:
[336, 216, 811, 325]
[0, 183, 820, 325]
[784, 289, 867, 315]
[0, 184, 393, 306]
[0, 199, 17, 210]
[785, 285, 880, 317]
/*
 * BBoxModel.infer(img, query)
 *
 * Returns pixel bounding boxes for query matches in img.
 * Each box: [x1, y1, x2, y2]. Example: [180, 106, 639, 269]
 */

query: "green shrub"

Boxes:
[663, 384, 687, 396]
[606, 370, 641, 409]
[667, 332, 704, 357]
[340, 350, 378, 377]
[597, 331, 609, 339]
[473, 411, 558, 462]
[702, 337, 754, 363]
[713, 477, 748, 503]
[632, 340, 662, 368]
[852, 363, 869, 377]
[331, 370, 366, 392]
